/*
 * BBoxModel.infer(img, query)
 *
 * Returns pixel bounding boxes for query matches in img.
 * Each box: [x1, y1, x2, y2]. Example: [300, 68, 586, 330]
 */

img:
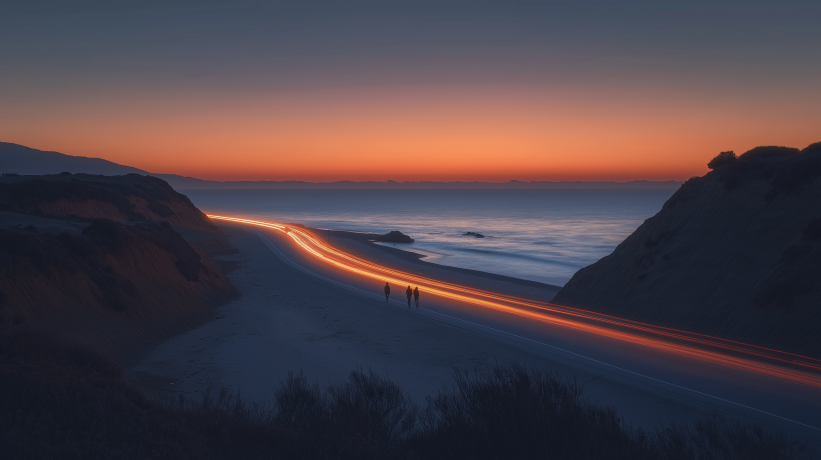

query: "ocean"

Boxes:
[183, 189, 676, 287]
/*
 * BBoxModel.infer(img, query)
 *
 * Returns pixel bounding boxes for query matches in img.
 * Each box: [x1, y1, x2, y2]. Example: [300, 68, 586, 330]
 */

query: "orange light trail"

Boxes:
[208, 214, 821, 389]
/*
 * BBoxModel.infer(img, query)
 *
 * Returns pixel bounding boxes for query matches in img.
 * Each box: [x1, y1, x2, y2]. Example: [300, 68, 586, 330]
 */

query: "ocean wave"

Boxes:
[456, 247, 583, 268]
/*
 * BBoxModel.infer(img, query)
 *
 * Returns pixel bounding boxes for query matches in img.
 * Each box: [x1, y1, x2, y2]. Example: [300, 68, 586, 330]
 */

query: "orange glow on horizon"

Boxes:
[209, 214, 821, 390]
[3, 85, 818, 182]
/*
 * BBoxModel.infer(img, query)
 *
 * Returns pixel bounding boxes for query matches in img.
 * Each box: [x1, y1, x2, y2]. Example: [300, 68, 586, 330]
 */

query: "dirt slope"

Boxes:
[0, 172, 214, 230]
[0, 174, 237, 363]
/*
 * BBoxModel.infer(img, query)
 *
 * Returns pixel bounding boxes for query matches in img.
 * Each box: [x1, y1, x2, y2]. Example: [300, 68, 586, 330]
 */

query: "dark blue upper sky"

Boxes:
[4, 1, 819, 91]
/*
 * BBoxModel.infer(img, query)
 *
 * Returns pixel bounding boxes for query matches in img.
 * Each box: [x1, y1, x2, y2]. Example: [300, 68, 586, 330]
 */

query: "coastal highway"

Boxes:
[209, 215, 821, 449]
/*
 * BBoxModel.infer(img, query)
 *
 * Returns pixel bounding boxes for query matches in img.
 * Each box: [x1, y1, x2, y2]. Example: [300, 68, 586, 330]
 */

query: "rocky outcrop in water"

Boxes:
[375, 231, 414, 243]
[553, 142, 821, 357]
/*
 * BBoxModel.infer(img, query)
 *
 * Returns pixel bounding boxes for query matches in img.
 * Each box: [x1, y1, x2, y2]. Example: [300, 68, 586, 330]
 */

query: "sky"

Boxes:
[1, 1, 819, 182]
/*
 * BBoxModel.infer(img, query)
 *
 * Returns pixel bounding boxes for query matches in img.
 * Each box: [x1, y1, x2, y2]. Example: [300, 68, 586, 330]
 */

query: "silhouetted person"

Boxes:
[384, 282, 390, 303]
[406, 285, 412, 307]
[413, 287, 419, 308]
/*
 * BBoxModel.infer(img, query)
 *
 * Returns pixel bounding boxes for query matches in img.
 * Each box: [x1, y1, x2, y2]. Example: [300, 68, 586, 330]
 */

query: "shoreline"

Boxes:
[132, 221, 714, 431]
[309, 226, 563, 303]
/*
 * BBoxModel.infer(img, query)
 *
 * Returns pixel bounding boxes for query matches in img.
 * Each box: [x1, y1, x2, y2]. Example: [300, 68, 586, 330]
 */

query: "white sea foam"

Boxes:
[183, 188, 675, 286]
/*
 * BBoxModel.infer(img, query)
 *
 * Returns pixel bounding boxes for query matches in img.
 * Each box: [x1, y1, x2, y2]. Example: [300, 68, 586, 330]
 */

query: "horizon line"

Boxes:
[156, 175, 683, 185]
[146, 174, 684, 189]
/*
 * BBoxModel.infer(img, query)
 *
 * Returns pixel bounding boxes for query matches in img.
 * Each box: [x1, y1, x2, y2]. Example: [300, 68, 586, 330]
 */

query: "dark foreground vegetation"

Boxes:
[0, 333, 806, 460]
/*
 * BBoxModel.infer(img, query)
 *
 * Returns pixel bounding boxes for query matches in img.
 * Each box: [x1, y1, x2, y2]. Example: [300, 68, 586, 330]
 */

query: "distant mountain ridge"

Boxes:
[1, 142, 682, 189]
[0, 142, 147, 176]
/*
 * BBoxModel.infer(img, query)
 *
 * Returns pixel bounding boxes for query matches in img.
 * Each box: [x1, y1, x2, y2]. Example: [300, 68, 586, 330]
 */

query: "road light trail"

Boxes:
[208, 214, 821, 389]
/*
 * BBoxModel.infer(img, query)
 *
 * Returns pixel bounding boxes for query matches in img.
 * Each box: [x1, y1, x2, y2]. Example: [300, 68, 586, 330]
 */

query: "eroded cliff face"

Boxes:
[0, 219, 236, 363]
[0, 173, 214, 232]
[0, 174, 237, 363]
[553, 143, 821, 357]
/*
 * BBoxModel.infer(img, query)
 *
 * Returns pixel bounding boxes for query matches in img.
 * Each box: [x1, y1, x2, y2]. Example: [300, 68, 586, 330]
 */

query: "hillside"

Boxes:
[0, 173, 237, 362]
[553, 142, 821, 358]
[0, 172, 215, 230]
[0, 142, 209, 190]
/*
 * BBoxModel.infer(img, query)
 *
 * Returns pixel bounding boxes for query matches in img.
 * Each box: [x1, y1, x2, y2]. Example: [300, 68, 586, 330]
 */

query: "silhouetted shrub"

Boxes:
[738, 146, 800, 162]
[0, 334, 808, 459]
[270, 368, 419, 457]
[650, 414, 805, 460]
[414, 364, 644, 459]
[327, 368, 419, 452]
[707, 150, 737, 169]
[273, 371, 325, 431]
[711, 142, 821, 192]
[801, 142, 821, 155]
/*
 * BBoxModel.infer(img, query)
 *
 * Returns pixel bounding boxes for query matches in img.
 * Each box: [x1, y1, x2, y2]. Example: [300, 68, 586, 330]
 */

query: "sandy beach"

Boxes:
[133, 222, 718, 430]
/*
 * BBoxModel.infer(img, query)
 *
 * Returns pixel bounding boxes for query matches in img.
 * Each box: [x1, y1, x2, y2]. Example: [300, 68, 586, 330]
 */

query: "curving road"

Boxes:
[210, 215, 821, 450]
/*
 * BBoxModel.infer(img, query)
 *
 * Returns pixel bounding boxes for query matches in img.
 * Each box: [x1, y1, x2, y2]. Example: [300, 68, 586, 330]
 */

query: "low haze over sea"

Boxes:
[185, 189, 675, 286]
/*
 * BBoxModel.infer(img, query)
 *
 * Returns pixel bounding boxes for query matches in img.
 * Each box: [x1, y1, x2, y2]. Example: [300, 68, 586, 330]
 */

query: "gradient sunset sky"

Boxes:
[1, 1, 819, 182]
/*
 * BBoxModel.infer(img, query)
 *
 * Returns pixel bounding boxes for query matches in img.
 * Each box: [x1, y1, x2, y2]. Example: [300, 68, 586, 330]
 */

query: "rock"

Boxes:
[553, 141, 821, 357]
[375, 230, 414, 243]
[463, 231, 485, 238]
